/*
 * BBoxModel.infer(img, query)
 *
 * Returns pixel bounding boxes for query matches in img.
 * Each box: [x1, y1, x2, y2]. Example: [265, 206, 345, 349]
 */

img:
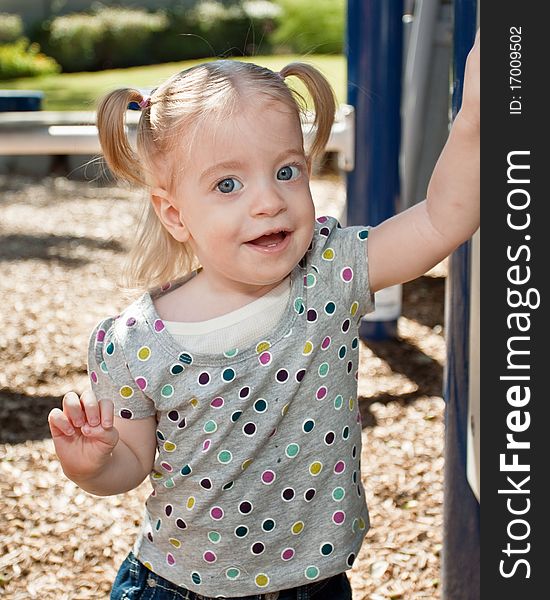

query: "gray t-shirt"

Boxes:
[88, 216, 374, 597]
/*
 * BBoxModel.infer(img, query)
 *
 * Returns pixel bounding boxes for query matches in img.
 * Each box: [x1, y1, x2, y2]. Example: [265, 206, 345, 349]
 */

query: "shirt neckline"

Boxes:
[137, 262, 306, 366]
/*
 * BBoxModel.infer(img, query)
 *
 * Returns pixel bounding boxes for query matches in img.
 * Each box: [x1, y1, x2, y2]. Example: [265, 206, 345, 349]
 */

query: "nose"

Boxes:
[249, 184, 286, 217]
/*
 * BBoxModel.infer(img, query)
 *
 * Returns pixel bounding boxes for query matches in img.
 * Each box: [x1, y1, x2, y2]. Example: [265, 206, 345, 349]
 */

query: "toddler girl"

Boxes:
[48, 33, 479, 600]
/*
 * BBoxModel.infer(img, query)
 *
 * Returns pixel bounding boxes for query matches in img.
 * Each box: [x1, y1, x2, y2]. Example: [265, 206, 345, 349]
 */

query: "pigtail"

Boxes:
[96, 89, 147, 186]
[279, 63, 337, 160]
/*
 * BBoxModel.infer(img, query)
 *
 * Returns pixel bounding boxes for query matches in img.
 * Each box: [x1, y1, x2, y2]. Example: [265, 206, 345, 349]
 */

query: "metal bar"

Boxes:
[442, 0, 480, 598]
[346, 0, 404, 340]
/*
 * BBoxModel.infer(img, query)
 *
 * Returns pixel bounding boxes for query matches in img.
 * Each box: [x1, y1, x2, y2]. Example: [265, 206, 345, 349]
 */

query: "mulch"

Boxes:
[0, 175, 446, 599]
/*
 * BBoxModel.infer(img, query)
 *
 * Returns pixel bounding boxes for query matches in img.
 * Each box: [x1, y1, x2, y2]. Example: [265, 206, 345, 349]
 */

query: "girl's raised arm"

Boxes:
[367, 30, 480, 293]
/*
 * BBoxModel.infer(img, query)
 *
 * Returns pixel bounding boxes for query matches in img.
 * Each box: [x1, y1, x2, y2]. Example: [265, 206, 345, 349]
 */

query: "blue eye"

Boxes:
[277, 165, 300, 181]
[217, 178, 242, 193]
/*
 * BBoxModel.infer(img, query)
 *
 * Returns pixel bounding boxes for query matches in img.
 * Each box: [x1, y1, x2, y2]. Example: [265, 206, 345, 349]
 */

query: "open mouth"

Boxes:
[247, 230, 290, 248]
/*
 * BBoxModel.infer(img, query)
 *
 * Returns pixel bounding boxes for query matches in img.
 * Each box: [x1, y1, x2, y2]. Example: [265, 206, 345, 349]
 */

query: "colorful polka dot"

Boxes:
[259, 351, 272, 366]
[281, 487, 295, 501]
[321, 336, 331, 350]
[210, 507, 224, 520]
[218, 450, 232, 464]
[226, 568, 240, 580]
[160, 461, 173, 472]
[334, 395, 344, 410]
[303, 341, 313, 355]
[294, 298, 305, 314]
[309, 462, 323, 476]
[320, 543, 334, 556]
[180, 464, 192, 476]
[203, 551, 217, 563]
[161, 384, 174, 398]
[276, 369, 289, 383]
[304, 272, 317, 288]
[96, 329, 106, 342]
[202, 439, 211, 452]
[350, 301, 359, 316]
[332, 511, 345, 525]
[120, 408, 133, 419]
[169, 538, 181, 548]
[136, 377, 147, 390]
[281, 548, 295, 561]
[342, 318, 351, 333]
[186, 497, 196, 510]
[154, 319, 165, 332]
[238, 501, 253, 514]
[208, 531, 221, 544]
[179, 352, 193, 365]
[303, 419, 315, 433]
[261, 470, 276, 485]
[316, 386, 328, 400]
[285, 443, 300, 458]
[304, 488, 316, 502]
[291, 521, 304, 535]
[176, 518, 187, 529]
[210, 396, 224, 409]
[191, 572, 201, 585]
[137, 346, 151, 361]
[198, 372, 210, 386]
[254, 399, 268, 412]
[235, 525, 248, 538]
[90, 371, 98, 384]
[307, 309, 318, 323]
[255, 574, 269, 588]
[334, 460, 346, 474]
[223, 348, 238, 358]
[256, 341, 270, 353]
[119, 386, 133, 399]
[324, 301, 336, 315]
[170, 363, 184, 375]
[166, 553, 176, 566]
[163, 441, 176, 452]
[341, 267, 354, 282]
[295, 369, 306, 382]
[243, 422, 257, 436]
[231, 411, 242, 422]
[322, 248, 335, 261]
[251, 542, 265, 555]
[324, 431, 336, 445]
[222, 368, 235, 382]
[305, 566, 319, 580]
[200, 478, 212, 490]
[262, 519, 276, 532]
[106, 342, 115, 355]
[357, 229, 369, 240]
[204, 420, 217, 434]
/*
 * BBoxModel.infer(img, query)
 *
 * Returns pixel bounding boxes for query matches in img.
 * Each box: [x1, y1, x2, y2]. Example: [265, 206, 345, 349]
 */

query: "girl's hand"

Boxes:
[48, 388, 119, 482]
[459, 28, 480, 129]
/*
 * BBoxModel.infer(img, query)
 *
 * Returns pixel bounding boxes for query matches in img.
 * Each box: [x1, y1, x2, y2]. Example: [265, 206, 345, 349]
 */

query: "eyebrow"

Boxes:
[199, 149, 306, 184]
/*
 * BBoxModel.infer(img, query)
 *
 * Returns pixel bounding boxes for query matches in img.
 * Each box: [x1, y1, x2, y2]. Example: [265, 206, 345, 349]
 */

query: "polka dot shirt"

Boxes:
[88, 216, 374, 597]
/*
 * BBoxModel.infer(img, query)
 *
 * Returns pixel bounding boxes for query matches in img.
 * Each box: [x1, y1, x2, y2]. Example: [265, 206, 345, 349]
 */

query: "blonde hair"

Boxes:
[96, 60, 337, 291]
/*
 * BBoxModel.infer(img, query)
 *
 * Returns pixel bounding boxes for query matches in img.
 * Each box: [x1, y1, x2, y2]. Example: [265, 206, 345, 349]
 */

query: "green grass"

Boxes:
[0, 55, 346, 111]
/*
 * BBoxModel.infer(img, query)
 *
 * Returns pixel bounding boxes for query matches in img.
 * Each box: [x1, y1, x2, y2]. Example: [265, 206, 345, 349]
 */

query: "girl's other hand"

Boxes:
[48, 388, 119, 481]
[459, 28, 480, 129]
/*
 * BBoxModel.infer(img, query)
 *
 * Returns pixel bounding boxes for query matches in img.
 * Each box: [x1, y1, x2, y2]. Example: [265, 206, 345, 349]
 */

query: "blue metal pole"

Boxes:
[442, 1, 480, 599]
[346, 0, 404, 340]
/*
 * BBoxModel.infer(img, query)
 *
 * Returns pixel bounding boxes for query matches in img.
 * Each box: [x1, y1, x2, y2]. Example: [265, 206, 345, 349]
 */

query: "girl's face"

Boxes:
[165, 96, 315, 296]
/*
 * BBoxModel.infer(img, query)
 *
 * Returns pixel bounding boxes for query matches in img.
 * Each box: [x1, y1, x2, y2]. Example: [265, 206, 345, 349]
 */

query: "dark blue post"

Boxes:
[442, 1, 480, 599]
[346, 0, 403, 340]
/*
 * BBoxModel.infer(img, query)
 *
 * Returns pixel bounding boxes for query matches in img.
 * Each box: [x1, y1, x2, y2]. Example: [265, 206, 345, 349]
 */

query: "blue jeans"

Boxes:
[110, 552, 353, 600]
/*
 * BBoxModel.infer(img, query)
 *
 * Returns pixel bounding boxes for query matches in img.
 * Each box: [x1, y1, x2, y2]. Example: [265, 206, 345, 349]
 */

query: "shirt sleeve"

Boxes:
[87, 317, 156, 420]
[314, 216, 375, 319]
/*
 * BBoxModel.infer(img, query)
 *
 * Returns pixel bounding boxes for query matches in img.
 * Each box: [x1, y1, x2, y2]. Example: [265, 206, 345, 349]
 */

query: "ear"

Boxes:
[150, 187, 190, 243]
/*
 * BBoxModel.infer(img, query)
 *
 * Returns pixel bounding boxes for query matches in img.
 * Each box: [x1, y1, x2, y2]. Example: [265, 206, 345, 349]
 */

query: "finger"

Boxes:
[48, 407, 76, 438]
[99, 398, 114, 429]
[81, 422, 119, 448]
[62, 391, 86, 428]
[80, 388, 101, 427]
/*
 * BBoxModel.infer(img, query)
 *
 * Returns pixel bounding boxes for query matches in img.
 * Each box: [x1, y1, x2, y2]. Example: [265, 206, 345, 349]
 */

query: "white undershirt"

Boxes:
[163, 277, 291, 354]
